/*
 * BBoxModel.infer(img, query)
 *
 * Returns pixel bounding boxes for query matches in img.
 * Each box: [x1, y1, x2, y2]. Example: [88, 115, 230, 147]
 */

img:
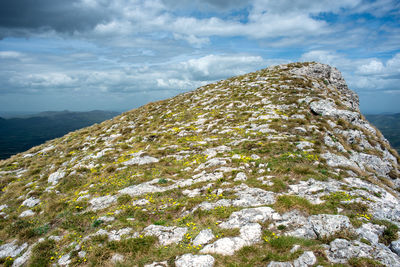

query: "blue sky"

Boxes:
[0, 0, 399, 114]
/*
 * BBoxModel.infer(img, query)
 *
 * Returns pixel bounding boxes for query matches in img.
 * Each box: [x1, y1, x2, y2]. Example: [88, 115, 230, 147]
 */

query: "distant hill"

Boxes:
[365, 113, 400, 154]
[0, 110, 120, 160]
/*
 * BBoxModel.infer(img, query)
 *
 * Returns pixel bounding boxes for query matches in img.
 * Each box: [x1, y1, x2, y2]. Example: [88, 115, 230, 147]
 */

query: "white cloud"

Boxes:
[74, 0, 365, 46]
[357, 59, 384, 74]
[0, 53, 268, 96]
[0, 51, 23, 58]
[173, 33, 210, 48]
[300, 50, 352, 67]
[181, 54, 265, 80]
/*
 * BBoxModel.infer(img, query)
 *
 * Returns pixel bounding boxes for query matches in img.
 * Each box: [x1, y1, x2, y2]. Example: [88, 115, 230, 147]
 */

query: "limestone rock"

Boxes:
[21, 197, 40, 208]
[144, 261, 168, 267]
[175, 254, 215, 267]
[200, 236, 247, 256]
[293, 251, 317, 267]
[144, 225, 188, 246]
[234, 172, 247, 181]
[193, 229, 215, 246]
[309, 214, 353, 239]
[48, 170, 65, 185]
[219, 207, 281, 229]
[89, 195, 117, 211]
[0, 240, 28, 258]
[19, 209, 35, 217]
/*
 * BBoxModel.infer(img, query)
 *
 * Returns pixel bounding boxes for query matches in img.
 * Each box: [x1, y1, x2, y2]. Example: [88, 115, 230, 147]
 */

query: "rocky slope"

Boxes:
[1, 62, 400, 267]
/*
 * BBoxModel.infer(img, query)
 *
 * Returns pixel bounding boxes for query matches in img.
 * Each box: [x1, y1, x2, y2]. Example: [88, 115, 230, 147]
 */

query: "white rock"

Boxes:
[108, 228, 132, 241]
[144, 261, 168, 267]
[78, 251, 86, 258]
[0, 240, 28, 258]
[293, 251, 317, 267]
[144, 225, 188, 246]
[220, 207, 281, 229]
[89, 195, 117, 211]
[309, 214, 353, 239]
[19, 210, 35, 217]
[321, 152, 359, 169]
[239, 223, 262, 244]
[267, 262, 293, 267]
[326, 239, 372, 263]
[232, 184, 275, 207]
[175, 253, 215, 267]
[290, 245, 301, 253]
[58, 254, 71, 266]
[48, 171, 65, 185]
[310, 99, 359, 121]
[234, 172, 247, 181]
[98, 216, 115, 222]
[193, 229, 215, 246]
[12, 244, 32, 267]
[21, 197, 40, 208]
[200, 236, 247, 256]
[391, 239, 400, 256]
[132, 199, 150, 206]
[122, 155, 159, 165]
[111, 253, 125, 263]
[356, 223, 384, 244]
[182, 188, 202, 197]
[296, 141, 314, 150]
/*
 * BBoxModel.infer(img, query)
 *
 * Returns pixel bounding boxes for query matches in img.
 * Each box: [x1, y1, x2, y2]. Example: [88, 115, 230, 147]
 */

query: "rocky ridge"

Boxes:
[0, 62, 399, 266]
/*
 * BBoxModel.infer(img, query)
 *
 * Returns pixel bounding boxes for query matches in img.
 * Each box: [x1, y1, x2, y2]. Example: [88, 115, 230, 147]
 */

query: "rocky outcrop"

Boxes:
[0, 62, 399, 266]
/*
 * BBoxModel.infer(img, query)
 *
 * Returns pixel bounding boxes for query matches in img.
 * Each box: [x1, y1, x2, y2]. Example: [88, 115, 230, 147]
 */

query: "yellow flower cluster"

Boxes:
[263, 232, 278, 243]
[357, 213, 371, 220]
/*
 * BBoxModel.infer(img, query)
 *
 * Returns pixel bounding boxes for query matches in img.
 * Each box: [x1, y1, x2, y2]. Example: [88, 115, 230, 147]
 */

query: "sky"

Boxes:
[0, 0, 399, 114]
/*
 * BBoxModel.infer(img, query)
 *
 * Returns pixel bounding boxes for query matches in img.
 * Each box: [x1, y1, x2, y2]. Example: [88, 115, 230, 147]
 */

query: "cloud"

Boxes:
[181, 54, 265, 80]
[0, 52, 268, 96]
[357, 59, 384, 74]
[0, 0, 374, 44]
[0, 51, 23, 58]
[0, 0, 112, 37]
[357, 53, 400, 78]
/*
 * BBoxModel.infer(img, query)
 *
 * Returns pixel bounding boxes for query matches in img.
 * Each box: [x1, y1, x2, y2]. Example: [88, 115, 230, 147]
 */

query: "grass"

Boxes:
[29, 239, 56, 266]
[0, 62, 397, 266]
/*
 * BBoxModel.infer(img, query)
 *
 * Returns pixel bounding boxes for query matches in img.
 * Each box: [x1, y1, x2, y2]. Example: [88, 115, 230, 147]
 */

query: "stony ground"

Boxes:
[0, 62, 400, 266]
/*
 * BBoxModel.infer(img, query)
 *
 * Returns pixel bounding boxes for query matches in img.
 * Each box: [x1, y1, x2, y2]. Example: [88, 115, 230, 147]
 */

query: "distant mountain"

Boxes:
[0, 110, 120, 160]
[365, 113, 400, 154]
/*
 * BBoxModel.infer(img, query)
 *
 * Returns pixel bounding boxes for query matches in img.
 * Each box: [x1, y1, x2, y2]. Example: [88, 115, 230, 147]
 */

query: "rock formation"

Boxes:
[0, 62, 399, 266]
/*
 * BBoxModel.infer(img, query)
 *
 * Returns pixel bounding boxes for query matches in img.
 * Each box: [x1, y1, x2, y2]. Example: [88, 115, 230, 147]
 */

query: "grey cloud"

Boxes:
[163, 0, 251, 11]
[0, 0, 112, 37]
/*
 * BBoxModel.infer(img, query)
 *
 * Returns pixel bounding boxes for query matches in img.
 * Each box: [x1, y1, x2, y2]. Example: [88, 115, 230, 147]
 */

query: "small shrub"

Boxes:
[29, 239, 56, 266]
[107, 236, 157, 256]
[277, 225, 286, 231]
[158, 178, 168, 184]
[92, 219, 103, 228]
[348, 257, 384, 267]
[117, 194, 132, 205]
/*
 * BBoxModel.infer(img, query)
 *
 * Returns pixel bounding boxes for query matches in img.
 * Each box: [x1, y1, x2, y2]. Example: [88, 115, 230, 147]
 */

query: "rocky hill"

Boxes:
[0, 62, 400, 267]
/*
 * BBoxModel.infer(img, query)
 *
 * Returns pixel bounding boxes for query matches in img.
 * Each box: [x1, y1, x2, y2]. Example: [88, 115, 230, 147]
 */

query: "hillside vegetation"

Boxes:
[0, 62, 399, 266]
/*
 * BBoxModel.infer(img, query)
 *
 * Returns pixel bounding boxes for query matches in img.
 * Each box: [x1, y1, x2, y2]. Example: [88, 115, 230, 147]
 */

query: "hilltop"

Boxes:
[0, 62, 400, 266]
